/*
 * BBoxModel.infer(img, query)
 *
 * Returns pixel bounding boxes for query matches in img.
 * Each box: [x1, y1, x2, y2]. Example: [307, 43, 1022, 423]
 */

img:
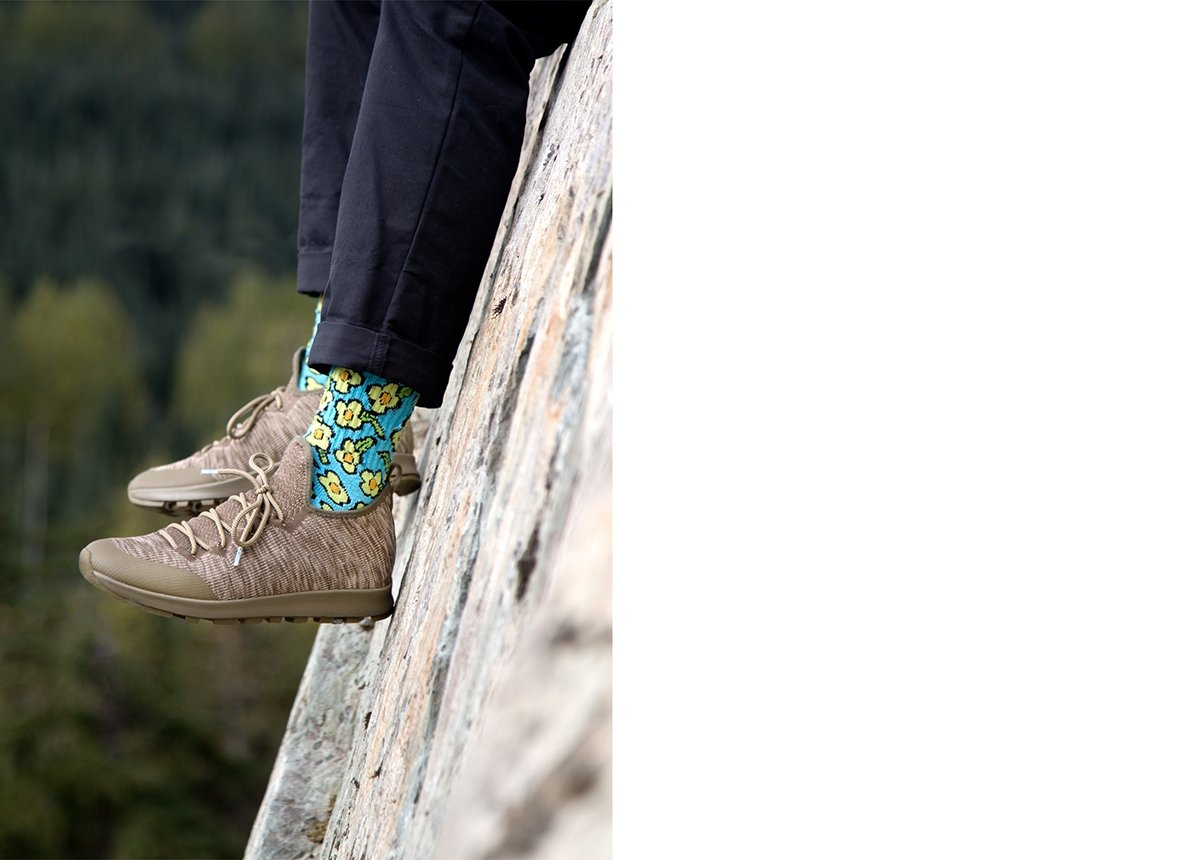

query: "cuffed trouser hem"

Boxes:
[297, 251, 333, 296]
[308, 320, 452, 409]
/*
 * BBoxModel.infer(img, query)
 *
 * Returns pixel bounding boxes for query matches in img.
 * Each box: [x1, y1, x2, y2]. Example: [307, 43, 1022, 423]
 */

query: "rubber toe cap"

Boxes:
[80, 539, 218, 600]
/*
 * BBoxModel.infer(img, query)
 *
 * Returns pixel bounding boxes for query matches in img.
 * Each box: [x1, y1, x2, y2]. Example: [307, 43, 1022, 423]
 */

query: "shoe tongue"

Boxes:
[172, 439, 311, 552]
[269, 438, 314, 520]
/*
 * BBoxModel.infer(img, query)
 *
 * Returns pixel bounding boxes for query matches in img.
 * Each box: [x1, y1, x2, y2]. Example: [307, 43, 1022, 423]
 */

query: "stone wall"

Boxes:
[245, 3, 612, 857]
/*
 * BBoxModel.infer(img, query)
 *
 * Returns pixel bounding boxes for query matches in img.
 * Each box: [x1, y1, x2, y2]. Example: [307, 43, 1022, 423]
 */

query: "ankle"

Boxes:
[298, 298, 328, 391]
[305, 367, 418, 511]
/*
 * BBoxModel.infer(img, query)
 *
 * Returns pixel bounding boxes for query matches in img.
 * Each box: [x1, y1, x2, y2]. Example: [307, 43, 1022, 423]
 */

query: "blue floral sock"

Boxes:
[304, 367, 419, 511]
[299, 298, 328, 391]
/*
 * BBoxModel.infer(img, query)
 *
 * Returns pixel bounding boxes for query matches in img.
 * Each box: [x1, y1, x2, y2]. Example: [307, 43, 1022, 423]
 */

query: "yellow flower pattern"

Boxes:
[317, 471, 350, 505]
[334, 439, 362, 473]
[334, 400, 365, 429]
[306, 419, 332, 451]
[359, 470, 384, 498]
[330, 367, 363, 393]
[307, 366, 419, 511]
[368, 382, 400, 413]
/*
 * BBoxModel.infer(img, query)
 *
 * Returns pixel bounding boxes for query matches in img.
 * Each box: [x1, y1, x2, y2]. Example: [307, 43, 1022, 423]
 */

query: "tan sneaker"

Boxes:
[82, 439, 397, 623]
[128, 348, 421, 515]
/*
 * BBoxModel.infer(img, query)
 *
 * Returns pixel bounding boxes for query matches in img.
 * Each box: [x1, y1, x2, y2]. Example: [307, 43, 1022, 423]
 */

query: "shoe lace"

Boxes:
[197, 387, 286, 453]
[159, 452, 284, 567]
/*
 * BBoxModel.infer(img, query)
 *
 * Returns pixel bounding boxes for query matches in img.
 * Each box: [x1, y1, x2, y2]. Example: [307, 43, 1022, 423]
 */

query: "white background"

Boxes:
[618, 2, 1200, 855]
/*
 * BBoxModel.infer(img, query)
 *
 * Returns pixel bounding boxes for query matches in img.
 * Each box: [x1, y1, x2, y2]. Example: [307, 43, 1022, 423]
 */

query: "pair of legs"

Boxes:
[299, 0, 589, 403]
[299, 0, 589, 511]
[81, 0, 590, 622]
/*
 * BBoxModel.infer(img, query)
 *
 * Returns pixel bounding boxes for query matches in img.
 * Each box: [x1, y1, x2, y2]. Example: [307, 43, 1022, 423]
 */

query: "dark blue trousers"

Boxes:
[298, 0, 589, 408]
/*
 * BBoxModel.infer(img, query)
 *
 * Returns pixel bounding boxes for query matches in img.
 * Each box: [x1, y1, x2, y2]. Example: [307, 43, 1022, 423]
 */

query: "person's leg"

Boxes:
[83, 0, 591, 621]
[125, 0, 408, 513]
[296, 0, 381, 300]
[295, 0, 382, 389]
[306, 0, 588, 512]
[308, 0, 590, 408]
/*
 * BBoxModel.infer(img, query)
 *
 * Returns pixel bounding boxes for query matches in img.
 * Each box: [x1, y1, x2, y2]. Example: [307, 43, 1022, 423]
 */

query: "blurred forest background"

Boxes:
[0, 2, 326, 857]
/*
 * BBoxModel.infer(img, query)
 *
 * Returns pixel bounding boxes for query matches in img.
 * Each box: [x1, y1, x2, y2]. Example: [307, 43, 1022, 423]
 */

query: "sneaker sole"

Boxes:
[79, 552, 393, 624]
[130, 453, 423, 517]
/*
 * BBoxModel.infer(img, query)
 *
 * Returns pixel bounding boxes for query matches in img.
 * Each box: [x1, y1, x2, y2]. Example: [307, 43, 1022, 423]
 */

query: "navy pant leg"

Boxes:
[307, 0, 589, 407]
[296, 0, 381, 297]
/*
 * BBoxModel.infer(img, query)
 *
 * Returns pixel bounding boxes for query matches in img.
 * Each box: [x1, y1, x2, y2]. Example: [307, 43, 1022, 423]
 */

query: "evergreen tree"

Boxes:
[0, 4, 319, 857]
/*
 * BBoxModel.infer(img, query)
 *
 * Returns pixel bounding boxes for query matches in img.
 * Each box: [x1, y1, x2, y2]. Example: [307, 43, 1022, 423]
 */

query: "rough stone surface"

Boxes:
[247, 3, 612, 857]
[243, 622, 376, 860]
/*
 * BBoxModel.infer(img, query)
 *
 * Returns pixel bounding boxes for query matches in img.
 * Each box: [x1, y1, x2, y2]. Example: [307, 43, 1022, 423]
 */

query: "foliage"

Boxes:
[171, 268, 315, 447]
[10, 276, 147, 456]
[0, 0, 307, 403]
[0, 2, 320, 857]
[186, 0, 308, 77]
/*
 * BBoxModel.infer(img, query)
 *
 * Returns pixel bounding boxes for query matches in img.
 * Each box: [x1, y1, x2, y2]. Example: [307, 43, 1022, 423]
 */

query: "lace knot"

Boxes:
[158, 452, 285, 566]
[228, 453, 282, 550]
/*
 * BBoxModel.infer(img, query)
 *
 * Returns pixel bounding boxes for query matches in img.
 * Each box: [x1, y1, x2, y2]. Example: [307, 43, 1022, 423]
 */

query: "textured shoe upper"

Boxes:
[132, 348, 416, 493]
[111, 440, 397, 600]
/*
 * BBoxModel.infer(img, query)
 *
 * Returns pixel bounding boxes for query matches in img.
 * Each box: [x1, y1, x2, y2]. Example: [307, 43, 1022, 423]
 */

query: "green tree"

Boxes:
[8, 277, 147, 585]
[187, 0, 308, 77]
[171, 268, 316, 450]
[2, 1, 169, 69]
[0, 6, 319, 857]
[0, 0, 308, 407]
